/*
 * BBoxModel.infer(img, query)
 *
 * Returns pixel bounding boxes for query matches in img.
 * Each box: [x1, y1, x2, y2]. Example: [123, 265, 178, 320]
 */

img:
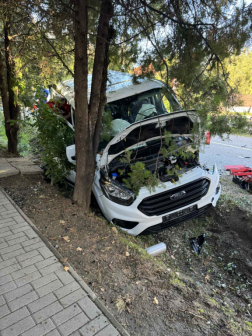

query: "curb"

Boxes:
[0, 186, 130, 336]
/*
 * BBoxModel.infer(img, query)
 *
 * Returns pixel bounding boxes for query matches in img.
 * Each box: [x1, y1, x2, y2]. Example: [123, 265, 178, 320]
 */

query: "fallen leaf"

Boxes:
[60, 257, 68, 263]
[76, 247, 83, 252]
[112, 227, 118, 234]
[64, 266, 69, 272]
[66, 227, 76, 232]
[125, 251, 130, 257]
[153, 297, 159, 305]
[205, 274, 210, 282]
[63, 236, 70, 242]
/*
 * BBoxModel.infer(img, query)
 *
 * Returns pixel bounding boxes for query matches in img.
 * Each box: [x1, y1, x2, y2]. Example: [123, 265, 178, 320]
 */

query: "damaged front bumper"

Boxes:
[94, 165, 221, 236]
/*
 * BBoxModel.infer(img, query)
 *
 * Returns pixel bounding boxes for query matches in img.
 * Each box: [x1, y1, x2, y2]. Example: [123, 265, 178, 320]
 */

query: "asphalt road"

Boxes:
[199, 134, 252, 170]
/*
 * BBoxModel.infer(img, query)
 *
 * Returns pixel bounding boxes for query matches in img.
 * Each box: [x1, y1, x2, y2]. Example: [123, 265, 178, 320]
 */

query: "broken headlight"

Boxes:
[100, 177, 135, 206]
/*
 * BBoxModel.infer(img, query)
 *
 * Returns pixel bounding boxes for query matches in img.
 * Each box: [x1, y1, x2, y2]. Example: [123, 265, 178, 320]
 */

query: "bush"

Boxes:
[33, 99, 75, 184]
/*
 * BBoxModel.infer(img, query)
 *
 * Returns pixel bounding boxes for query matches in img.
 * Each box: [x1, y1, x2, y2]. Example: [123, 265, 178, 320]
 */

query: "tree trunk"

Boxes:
[3, 19, 19, 155]
[73, 0, 113, 212]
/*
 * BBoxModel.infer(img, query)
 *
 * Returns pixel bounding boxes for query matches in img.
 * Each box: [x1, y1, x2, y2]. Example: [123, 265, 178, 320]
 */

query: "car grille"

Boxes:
[138, 178, 210, 216]
[143, 204, 212, 233]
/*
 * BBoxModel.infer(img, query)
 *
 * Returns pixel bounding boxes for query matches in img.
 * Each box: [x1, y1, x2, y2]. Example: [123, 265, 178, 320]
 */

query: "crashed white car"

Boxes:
[54, 71, 221, 235]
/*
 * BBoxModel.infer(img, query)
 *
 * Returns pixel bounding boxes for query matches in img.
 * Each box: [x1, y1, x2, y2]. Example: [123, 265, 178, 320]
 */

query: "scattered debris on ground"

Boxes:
[1, 173, 251, 336]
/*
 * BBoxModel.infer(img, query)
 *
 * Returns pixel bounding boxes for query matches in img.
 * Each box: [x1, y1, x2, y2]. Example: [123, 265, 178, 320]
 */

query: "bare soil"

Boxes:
[0, 173, 252, 336]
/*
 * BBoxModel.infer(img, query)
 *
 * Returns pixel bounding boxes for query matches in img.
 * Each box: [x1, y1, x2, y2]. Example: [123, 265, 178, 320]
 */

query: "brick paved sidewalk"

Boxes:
[0, 189, 127, 336]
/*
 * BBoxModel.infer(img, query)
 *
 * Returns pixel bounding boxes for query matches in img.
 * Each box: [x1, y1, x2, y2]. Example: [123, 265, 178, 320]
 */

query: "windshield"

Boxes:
[105, 88, 180, 125]
[98, 88, 182, 146]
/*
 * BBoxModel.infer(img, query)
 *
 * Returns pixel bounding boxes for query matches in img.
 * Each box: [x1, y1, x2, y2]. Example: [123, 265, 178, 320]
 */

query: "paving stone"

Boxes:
[0, 217, 15, 225]
[0, 307, 30, 330]
[3, 203, 15, 211]
[45, 329, 61, 336]
[78, 297, 101, 320]
[33, 301, 63, 323]
[36, 256, 58, 270]
[11, 265, 37, 280]
[0, 166, 19, 178]
[0, 230, 12, 238]
[18, 165, 43, 175]
[7, 235, 29, 246]
[4, 283, 33, 302]
[6, 158, 31, 163]
[21, 237, 41, 247]
[5, 231, 25, 242]
[59, 289, 87, 308]
[0, 280, 16, 295]
[0, 243, 22, 255]
[0, 257, 18, 269]
[32, 273, 58, 289]
[54, 281, 80, 300]
[20, 254, 44, 268]
[22, 318, 55, 336]
[58, 312, 89, 336]
[0, 226, 13, 234]
[0, 274, 12, 286]
[52, 304, 82, 326]
[9, 290, 38, 312]
[95, 324, 120, 336]
[0, 263, 21, 277]
[38, 246, 54, 259]
[24, 229, 38, 239]
[0, 295, 5, 306]
[79, 316, 109, 336]
[28, 293, 57, 313]
[13, 215, 26, 224]
[17, 249, 40, 262]
[24, 241, 45, 252]
[0, 304, 10, 318]
[4, 221, 26, 230]
[1, 316, 35, 336]
[40, 263, 62, 276]
[0, 242, 8, 250]
[15, 271, 41, 287]
[54, 269, 74, 286]
[36, 279, 63, 297]
[2, 248, 26, 261]
[12, 225, 31, 234]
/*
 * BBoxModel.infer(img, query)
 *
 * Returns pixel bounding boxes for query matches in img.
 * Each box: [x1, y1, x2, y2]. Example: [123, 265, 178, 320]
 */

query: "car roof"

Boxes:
[56, 70, 164, 108]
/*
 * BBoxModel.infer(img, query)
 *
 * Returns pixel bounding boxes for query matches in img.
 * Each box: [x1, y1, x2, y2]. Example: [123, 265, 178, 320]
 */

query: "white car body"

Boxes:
[55, 71, 221, 235]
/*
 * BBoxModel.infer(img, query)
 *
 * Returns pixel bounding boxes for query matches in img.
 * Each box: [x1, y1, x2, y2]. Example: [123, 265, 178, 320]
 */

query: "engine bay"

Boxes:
[107, 136, 200, 184]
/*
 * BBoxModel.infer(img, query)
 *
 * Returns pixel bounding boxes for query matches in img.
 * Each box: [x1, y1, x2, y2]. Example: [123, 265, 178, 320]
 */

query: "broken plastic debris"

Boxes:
[189, 234, 206, 255]
[145, 243, 166, 257]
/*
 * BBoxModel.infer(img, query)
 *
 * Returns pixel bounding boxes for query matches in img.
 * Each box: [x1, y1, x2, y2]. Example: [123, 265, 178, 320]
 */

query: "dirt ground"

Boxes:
[0, 173, 252, 336]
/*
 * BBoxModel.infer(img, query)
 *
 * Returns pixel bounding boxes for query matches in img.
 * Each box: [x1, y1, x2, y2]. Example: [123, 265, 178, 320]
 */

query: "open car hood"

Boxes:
[100, 110, 200, 168]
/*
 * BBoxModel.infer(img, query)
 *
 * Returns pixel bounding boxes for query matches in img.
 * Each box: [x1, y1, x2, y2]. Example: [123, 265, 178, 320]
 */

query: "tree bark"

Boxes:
[73, 0, 113, 212]
[3, 19, 19, 154]
[73, 0, 91, 210]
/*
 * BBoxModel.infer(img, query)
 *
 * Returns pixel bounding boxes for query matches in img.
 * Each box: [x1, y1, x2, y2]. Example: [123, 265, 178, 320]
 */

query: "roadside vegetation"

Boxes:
[0, 172, 251, 336]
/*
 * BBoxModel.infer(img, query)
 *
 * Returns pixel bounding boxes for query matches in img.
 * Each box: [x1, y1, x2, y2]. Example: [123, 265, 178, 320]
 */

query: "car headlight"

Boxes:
[100, 178, 135, 206]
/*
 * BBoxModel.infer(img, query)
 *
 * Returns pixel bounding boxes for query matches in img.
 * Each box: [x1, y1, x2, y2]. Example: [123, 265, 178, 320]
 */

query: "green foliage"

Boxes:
[122, 161, 161, 196]
[0, 114, 7, 147]
[224, 49, 252, 95]
[33, 93, 74, 184]
[100, 107, 114, 142]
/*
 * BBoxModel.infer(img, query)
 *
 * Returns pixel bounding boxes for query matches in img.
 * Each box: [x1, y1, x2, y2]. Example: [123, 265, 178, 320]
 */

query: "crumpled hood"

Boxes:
[100, 110, 200, 168]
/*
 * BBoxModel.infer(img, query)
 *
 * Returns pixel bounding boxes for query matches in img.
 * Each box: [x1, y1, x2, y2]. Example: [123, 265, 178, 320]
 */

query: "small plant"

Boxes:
[32, 91, 75, 184]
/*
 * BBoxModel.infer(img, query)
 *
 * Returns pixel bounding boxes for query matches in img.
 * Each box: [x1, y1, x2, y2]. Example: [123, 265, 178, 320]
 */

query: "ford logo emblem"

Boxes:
[170, 190, 186, 200]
